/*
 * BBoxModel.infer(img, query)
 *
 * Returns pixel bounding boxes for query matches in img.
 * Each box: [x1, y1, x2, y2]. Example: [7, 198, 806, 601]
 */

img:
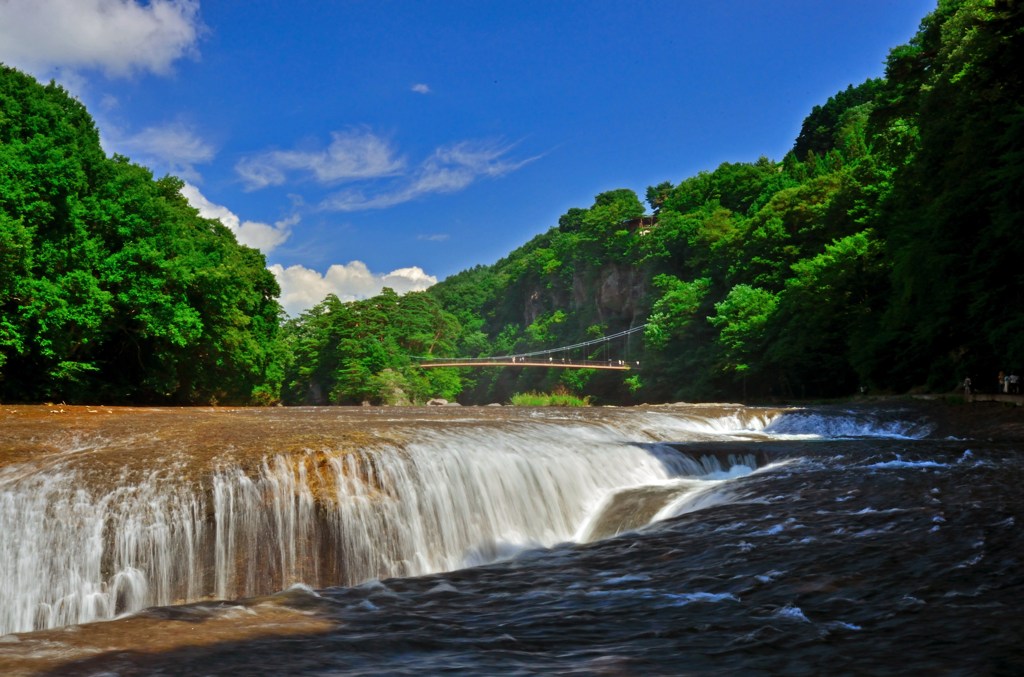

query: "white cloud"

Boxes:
[126, 122, 214, 164]
[411, 83, 431, 94]
[46, 68, 91, 99]
[270, 262, 437, 316]
[117, 121, 215, 181]
[319, 139, 540, 212]
[0, 0, 203, 78]
[99, 94, 120, 111]
[180, 182, 294, 254]
[236, 128, 406, 191]
[417, 233, 450, 242]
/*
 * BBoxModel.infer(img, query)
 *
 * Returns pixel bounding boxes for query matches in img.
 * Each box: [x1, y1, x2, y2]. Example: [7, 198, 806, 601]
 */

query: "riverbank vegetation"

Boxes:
[509, 390, 591, 407]
[1, 0, 1020, 405]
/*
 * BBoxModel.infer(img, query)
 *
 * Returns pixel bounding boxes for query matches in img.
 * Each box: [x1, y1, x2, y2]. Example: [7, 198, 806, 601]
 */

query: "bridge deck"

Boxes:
[419, 360, 632, 371]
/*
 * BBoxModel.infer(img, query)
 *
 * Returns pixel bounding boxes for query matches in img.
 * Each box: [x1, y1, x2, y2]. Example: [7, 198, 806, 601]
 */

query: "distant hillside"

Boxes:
[4, 0, 1019, 407]
[425, 0, 1024, 404]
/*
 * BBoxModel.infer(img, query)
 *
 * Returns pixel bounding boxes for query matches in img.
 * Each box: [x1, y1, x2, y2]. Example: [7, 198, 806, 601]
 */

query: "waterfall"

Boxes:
[0, 409, 773, 635]
[0, 467, 207, 634]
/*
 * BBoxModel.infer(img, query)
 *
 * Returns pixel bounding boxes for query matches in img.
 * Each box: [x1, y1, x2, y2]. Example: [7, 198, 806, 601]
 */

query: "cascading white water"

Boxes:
[763, 410, 933, 438]
[0, 467, 207, 634]
[208, 423, 725, 594]
[0, 410, 774, 636]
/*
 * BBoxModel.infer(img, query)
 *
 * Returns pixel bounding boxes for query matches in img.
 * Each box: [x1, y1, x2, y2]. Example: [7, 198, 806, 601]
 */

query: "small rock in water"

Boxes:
[427, 398, 448, 406]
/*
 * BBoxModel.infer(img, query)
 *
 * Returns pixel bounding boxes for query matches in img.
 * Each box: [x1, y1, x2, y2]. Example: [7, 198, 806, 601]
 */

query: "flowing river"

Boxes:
[0, 403, 1021, 675]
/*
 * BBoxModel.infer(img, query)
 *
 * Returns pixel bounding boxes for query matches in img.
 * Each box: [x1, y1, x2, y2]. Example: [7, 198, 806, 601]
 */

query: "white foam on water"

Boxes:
[764, 411, 931, 440]
[867, 457, 947, 470]
[603, 574, 650, 584]
[773, 605, 811, 622]
[828, 621, 862, 631]
[0, 407, 778, 635]
[663, 592, 739, 606]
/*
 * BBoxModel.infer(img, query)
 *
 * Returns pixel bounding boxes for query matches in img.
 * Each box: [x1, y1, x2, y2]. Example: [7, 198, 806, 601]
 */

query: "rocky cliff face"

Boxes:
[574, 263, 648, 327]
[520, 263, 648, 330]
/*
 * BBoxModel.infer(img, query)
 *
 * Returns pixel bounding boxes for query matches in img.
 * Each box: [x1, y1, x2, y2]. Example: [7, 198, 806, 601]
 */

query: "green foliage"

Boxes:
[709, 285, 779, 376]
[360, 0, 1024, 402]
[526, 310, 566, 344]
[765, 231, 887, 396]
[644, 275, 711, 349]
[793, 80, 885, 159]
[645, 182, 673, 212]
[864, 0, 1024, 390]
[509, 390, 591, 407]
[558, 367, 595, 394]
[624, 374, 643, 395]
[558, 207, 587, 232]
[0, 65, 282, 404]
[279, 289, 462, 405]
[4, 0, 1010, 406]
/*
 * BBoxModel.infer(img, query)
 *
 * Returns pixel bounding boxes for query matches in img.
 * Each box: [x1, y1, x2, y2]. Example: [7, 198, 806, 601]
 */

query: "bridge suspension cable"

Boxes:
[414, 323, 648, 369]
[495, 323, 647, 360]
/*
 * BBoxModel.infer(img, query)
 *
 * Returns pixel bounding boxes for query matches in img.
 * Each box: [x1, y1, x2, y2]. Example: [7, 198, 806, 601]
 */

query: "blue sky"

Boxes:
[0, 0, 934, 315]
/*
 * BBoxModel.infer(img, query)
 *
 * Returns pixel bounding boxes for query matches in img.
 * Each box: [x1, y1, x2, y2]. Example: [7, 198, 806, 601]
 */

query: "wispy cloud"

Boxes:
[269, 262, 436, 316]
[116, 121, 215, 182]
[319, 139, 540, 212]
[411, 83, 431, 94]
[180, 183, 294, 254]
[99, 94, 120, 111]
[0, 0, 203, 78]
[235, 128, 406, 191]
[417, 233, 450, 242]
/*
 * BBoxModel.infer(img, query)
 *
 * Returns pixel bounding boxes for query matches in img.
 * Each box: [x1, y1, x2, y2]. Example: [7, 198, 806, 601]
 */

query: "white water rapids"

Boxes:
[0, 404, 920, 636]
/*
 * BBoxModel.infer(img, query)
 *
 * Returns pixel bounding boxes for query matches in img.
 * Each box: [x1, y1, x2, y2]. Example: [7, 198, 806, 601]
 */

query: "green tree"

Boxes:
[644, 275, 712, 349]
[280, 288, 462, 405]
[793, 79, 885, 159]
[708, 284, 778, 381]
[765, 231, 887, 397]
[0, 65, 283, 403]
[868, 0, 1024, 389]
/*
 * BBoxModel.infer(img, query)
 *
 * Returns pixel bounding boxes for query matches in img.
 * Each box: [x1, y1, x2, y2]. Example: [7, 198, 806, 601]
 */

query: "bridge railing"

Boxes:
[417, 357, 637, 370]
[414, 323, 648, 371]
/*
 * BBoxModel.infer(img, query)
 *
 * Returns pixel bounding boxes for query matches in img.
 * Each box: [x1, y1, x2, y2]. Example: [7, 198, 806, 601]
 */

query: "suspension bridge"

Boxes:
[417, 324, 647, 371]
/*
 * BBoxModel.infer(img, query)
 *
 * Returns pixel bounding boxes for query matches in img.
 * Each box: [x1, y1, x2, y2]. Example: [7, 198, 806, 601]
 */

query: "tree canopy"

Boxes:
[425, 0, 1023, 403]
[0, 66, 281, 404]
[3, 0, 1018, 406]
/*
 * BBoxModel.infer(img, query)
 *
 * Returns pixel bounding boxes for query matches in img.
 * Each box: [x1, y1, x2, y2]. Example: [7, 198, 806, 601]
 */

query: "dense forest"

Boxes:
[0, 66, 282, 404]
[1, 0, 1021, 406]
[427, 0, 1023, 404]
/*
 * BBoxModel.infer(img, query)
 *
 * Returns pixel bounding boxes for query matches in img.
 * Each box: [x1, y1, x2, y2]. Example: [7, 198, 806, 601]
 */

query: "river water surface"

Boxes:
[0, 403, 1022, 675]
